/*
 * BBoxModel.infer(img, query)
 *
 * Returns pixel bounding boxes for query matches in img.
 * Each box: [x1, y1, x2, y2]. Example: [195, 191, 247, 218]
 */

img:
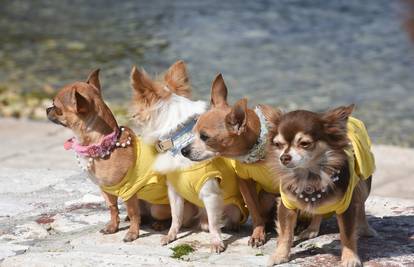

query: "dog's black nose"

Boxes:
[280, 154, 292, 166]
[181, 145, 191, 157]
[46, 107, 52, 115]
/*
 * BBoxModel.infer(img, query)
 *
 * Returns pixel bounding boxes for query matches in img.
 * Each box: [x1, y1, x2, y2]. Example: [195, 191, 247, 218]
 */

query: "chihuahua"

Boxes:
[46, 70, 173, 242]
[130, 61, 247, 252]
[265, 105, 377, 267]
[180, 74, 280, 247]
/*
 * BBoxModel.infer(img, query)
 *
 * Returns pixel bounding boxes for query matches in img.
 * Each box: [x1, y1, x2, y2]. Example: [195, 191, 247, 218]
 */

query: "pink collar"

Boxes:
[64, 129, 120, 158]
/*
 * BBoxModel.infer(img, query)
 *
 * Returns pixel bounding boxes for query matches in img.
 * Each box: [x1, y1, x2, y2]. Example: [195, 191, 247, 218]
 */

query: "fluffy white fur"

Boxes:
[139, 92, 234, 252]
[140, 93, 206, 143]
[198, 179, 225, 250]
[138, 93, 207, 173]
[160, 181, 185, 245]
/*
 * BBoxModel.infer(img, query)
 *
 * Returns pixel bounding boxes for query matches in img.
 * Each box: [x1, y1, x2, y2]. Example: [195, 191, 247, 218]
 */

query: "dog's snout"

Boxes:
[181, 145, 191, 157]
[46, 107, 52, 115]
[280, 154, 292, 166]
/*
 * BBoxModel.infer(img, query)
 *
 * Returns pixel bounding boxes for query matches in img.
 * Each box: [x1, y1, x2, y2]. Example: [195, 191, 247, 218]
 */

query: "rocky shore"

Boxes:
[0, 118, 413, 266]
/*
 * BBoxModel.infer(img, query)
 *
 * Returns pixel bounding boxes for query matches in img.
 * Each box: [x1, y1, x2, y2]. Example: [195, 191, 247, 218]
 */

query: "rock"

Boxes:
[64, 194, 103, 207]
[0, 244, 28, 262]
[50, 214, 90, 233]
[12, 222, 49, 241]
[1, 194, 413, 266]
[0, 200, 32, 217]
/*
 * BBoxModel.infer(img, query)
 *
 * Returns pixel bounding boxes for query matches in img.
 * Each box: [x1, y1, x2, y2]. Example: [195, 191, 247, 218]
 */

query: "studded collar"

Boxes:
[235, 106, 268, 164]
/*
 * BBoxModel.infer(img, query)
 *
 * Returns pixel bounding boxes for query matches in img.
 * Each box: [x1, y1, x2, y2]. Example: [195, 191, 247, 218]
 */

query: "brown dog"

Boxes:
[180, 74, 280, 247]
[265, 105, 377, 266]
[46, 70, 172, 242]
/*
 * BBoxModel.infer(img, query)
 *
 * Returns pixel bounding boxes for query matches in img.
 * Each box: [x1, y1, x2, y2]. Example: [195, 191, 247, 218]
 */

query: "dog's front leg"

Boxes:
[267, 201, 297, 266]
[123, 196, 140, 242]
[337, 201, 361, 267]
[238, 178, 266, 247]
[161, 182, 184, 245]
[100, 191, 120, 234]
[199, 178, 225, 253]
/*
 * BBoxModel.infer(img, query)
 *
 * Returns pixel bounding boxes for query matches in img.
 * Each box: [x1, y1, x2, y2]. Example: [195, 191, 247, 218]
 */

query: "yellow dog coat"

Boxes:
[280, 117, 375, 215]
[100, 137, 169, 204]
[166, 158, 249, 223]
[229, 106, 279, 194]
[232, 161, 278, 194]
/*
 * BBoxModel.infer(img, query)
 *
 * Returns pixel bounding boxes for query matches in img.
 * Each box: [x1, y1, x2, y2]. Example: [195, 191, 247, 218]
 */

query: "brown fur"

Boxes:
[192, 74, 261, 158]
[265, 105, 376, 267]
[163, 60, 191, 98]
[130, 60, 191, 126]
[184, 74, 276, 247]
[46, 70, 171, 242]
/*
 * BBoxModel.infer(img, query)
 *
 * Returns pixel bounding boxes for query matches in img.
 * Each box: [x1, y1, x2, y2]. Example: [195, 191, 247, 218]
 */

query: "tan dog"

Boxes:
[265, 105, 377, 266]
[46, 70, 172, 242]
[180, 74, 279, 246]
[130, 62, 247, 252]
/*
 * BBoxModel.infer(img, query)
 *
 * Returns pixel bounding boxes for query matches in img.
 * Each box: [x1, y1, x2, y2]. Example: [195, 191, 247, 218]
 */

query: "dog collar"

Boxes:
[236, 106, 268, 164]
[155, 117, 197, 155]
[64, 127, 131, 159]
[290, 168, 342, 203]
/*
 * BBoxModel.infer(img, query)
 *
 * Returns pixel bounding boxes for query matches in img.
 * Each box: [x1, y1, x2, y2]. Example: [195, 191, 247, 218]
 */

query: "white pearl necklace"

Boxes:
[75, 127, 132, 173]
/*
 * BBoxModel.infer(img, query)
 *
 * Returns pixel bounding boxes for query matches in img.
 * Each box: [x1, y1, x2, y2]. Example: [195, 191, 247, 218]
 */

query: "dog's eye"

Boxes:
[299, 141, 311, 148]
[200, 133, 209, 142]
[273, 141, 283, 149]
[55, 106, 63, 116]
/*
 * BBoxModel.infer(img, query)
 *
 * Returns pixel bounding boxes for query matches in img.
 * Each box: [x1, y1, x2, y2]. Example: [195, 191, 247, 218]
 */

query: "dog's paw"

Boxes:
[341, 257, 362, 267]
[99, 224, 118, 235]
[341, 250, 362, 267]
[210, 239, 225, 253]
[123, 231, 139, 242]
[298, 228, 319, 240]
[266, 254, 289, 266]
[160, 234, 176, 246]
[248, 226, 266, 247]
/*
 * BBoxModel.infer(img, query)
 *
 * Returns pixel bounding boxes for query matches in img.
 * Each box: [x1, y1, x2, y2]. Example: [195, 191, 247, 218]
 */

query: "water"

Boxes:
[1, 0, 414, 146]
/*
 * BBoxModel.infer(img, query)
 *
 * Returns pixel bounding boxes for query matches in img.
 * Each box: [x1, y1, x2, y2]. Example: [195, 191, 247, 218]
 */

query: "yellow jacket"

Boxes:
[100, 138, 169, 204]
[280, 117, 375, 215]
[231, 161, 279, 194]
[167, 158, 249, 223]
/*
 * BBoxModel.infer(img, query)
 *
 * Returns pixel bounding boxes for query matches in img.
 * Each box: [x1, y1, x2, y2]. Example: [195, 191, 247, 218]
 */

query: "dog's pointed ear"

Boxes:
[164, 60, 191, 98]
[131, 66, 170, 99]
[130, 66, 153, 95]
[322, 104, 355, 135]
[225, 98, 248, 135]
[258, 104, 282, 131]
[85, 69, 101, 92]
[73, 90, 90, 114]
[210, 73, 228, 107]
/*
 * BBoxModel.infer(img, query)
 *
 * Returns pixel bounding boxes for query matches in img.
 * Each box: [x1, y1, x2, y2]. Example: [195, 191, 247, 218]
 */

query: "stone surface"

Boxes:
[0, 169, 412, 266]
